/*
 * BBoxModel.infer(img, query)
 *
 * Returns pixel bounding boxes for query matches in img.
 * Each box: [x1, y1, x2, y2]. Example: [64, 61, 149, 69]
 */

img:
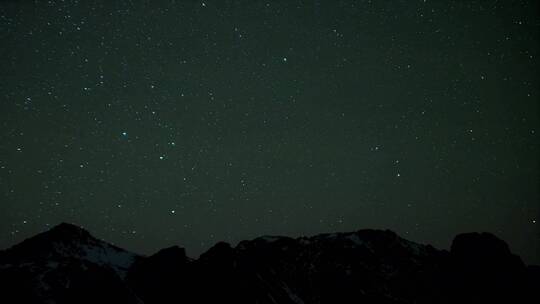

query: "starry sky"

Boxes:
[0, 0, 538, 263]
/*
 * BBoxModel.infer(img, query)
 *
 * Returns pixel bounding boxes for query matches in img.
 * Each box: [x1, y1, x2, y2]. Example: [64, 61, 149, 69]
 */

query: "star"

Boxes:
[0, 0, 537, 266]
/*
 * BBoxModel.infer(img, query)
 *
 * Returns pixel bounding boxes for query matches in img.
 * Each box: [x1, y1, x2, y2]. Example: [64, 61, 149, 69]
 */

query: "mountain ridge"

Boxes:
[0, 223, 538, 303]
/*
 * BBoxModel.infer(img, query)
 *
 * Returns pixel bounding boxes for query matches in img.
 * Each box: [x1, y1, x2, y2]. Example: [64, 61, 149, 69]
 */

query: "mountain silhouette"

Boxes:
[0, 223, 538, 303]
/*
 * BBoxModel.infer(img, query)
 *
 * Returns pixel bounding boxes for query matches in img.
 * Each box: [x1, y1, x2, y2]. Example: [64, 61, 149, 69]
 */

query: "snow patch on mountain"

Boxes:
[281, 282, 305, 304]
[80, 244, 137, 278]
[258, 236, 283, 243]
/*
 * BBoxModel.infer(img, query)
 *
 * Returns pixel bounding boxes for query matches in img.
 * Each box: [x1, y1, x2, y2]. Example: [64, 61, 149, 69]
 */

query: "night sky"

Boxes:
[1, 0, 538, 263]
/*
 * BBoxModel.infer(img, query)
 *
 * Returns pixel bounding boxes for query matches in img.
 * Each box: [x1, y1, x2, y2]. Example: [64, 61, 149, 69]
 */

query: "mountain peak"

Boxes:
[451, 232, 525, 270]
[51, 222, 88, 232]
[2, 222, 104, 259]
[0, 222, 139, 280]
[46, 222, 93, 241]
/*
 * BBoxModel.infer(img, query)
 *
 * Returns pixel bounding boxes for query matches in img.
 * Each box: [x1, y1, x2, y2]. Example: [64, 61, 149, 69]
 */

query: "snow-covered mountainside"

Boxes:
[0, 223, 138, 278]
[193, 229, 447, 304]
[0, 224, 538, 304]
[0, 223, 142, 303]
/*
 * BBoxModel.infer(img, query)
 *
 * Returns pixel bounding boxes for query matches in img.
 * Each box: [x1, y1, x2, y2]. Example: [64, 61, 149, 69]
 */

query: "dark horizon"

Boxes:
[2, 220, 538, 266]
[2, 221, 537, 304]
[1, 0, 538, 265]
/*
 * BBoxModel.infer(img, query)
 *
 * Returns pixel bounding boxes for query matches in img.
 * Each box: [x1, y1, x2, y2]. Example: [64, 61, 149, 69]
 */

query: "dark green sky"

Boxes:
[1, 0, 538, 263]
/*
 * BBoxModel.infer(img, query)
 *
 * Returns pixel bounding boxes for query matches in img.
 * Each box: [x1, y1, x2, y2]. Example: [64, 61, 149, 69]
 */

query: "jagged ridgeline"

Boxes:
[0, 223, 538, 303]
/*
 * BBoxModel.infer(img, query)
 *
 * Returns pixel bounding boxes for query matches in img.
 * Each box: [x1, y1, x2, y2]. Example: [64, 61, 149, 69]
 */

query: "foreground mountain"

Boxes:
[0, 223, 141, 303]
[0, 224, 538, 303]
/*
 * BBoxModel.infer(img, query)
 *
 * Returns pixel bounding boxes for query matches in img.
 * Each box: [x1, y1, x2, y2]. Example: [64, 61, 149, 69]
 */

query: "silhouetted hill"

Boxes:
[0, 223, 537, 303]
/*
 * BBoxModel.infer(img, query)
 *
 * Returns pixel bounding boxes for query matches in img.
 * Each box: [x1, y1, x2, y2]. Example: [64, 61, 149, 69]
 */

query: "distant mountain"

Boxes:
[0, 223, 538, 303]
